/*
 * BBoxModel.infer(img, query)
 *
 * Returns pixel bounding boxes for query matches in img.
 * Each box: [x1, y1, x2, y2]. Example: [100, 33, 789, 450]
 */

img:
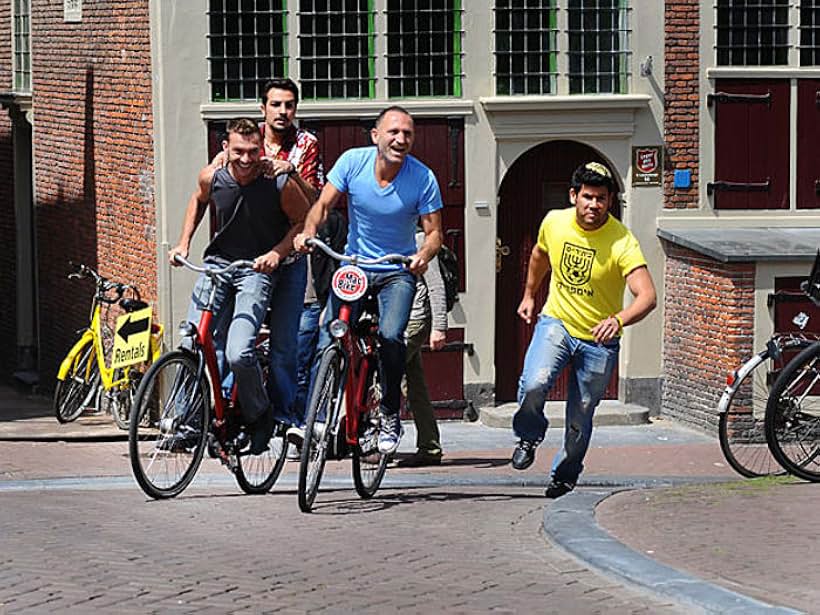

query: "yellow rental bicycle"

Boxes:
[54, 263, 164, 429]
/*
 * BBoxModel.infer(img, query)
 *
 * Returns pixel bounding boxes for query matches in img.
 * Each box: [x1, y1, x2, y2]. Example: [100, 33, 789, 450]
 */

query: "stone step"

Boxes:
[478, 400, 651, 430]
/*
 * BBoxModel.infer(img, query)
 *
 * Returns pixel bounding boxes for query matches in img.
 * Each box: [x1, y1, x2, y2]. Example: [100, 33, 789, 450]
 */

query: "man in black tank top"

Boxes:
[169, 118, 312, 454]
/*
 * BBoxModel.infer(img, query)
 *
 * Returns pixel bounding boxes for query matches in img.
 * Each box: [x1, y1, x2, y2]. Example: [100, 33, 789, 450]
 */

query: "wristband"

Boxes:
[613, 314, 624, 332]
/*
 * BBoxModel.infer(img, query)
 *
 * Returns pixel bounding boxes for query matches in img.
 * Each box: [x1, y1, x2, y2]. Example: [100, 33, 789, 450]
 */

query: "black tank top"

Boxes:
[205, 168, 290, 261]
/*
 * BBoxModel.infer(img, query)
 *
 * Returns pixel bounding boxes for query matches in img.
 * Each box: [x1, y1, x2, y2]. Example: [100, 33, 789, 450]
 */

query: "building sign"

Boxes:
[64, 0, 82, 23]
[632, 146, 663, 186]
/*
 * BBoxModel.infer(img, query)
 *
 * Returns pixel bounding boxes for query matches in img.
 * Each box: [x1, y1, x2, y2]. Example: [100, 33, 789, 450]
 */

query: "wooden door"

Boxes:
[494, 140, 620, 402]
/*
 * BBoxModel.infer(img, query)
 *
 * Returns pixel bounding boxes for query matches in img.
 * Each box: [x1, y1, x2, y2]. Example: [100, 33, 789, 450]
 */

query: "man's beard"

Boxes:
[269, 120, 292, 134]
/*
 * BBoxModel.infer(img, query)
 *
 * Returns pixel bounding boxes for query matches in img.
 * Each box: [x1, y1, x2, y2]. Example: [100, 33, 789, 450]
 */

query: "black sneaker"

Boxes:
[545, 479, 574, 499]
[248, 412, 275, 456]
[511, 439, 537, 470]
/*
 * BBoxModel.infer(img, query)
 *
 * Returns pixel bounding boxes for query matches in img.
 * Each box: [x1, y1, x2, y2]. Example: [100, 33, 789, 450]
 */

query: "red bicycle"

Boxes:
[128, 256, 287, 499]
[297, 238, 410, 512]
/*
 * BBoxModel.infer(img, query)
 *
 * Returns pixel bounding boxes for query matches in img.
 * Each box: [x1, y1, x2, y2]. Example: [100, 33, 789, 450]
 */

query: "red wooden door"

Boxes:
[494, 140, 620, 402]
[797, 80, 820, 210]
[712, 79, 790, 210]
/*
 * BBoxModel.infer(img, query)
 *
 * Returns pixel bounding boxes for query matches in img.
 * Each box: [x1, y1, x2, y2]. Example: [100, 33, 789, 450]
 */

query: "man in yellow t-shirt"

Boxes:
[510, 162, 657, 499]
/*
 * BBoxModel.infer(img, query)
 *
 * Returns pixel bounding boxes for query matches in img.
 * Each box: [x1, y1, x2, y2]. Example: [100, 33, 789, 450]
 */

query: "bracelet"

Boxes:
[613, 314, 624, 331]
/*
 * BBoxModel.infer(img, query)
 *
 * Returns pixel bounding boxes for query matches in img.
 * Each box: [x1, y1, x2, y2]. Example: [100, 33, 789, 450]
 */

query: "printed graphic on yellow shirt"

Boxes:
[560, 242, 595, 287]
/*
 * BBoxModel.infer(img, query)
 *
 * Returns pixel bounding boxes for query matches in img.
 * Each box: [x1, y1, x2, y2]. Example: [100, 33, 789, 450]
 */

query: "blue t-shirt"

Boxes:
[326, 146, 443, 270]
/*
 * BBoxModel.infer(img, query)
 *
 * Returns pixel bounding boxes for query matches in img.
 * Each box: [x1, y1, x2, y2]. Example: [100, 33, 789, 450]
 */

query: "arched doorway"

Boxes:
[494, 140, 621, 402]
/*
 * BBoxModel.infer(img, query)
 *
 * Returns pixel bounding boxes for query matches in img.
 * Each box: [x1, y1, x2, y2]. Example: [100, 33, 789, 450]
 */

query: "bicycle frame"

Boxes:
[336, 302, 379, 447]
[56, 286, 163, 389]
[174, 255, 256, 432]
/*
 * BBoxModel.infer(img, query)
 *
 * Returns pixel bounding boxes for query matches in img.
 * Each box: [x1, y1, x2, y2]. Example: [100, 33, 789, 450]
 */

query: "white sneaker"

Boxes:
[377, 413, 403, 455]
[286, 426, 305, 447]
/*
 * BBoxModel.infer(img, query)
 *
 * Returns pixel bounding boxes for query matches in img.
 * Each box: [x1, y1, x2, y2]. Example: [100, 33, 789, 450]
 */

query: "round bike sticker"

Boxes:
[331, 265, 368, 302]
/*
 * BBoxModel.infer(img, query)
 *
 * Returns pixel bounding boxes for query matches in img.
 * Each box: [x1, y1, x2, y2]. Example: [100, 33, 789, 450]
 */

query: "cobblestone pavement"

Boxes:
[597, 479, 819, 614]
[0, 483, 688, 614]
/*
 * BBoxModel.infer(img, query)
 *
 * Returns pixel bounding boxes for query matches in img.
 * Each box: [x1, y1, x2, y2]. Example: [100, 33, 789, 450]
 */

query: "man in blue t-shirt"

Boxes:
[295, 106, 443, 455]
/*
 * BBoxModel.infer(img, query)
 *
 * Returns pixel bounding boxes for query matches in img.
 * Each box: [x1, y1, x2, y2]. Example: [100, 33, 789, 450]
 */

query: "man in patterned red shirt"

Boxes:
[256, 78, 328, 434]
[211, 78, 326, 435]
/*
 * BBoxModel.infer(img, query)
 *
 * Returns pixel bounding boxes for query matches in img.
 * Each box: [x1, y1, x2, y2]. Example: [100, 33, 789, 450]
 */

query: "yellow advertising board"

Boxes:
[111, 307, 153, 369]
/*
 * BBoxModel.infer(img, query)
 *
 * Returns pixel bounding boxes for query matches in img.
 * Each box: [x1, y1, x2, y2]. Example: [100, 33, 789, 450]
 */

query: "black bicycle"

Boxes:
[765, 251, 820, 481]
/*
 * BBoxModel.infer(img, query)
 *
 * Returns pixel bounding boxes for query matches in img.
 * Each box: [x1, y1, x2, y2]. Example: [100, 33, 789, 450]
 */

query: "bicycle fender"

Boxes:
[717, 352, 766, 413]
[56, 330, 95, 380]
[150, 323, 165, 362]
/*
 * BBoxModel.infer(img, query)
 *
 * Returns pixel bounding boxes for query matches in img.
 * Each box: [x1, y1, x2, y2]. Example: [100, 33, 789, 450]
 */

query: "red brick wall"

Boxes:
[0, 0, 17, 378]
[664, 0, 700, 209]
[31, 0, 155, 384]
[661, 243, 755, 431]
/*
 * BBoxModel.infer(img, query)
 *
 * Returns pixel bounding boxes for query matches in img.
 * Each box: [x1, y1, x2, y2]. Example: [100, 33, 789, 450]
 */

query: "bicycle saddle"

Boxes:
[120, 298, 149, 312]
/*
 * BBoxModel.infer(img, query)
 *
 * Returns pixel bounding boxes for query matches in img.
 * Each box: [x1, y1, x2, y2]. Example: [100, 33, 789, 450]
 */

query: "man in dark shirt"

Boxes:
[169, 117, 311, 454]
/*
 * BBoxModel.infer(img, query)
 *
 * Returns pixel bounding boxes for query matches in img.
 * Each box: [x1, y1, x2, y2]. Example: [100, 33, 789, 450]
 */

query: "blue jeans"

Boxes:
[513, 315, 619, 485]
[266, 256, 308, 426]
[186, 258, 273, 425]
[291, 299, 323, 426]
[317, 268, 416, 417]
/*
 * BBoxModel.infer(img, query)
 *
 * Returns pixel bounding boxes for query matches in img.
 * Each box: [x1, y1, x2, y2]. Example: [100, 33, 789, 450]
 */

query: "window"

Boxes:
[494, 0, 557, 95]
[715, 1, 820, 66]
[716, 0, 789, 66]
[801, 1, 820, 65]
[567, 0, 630, 94]
[207, 0, 288, 102]
[13, 0, 31, 93]
[299, 0, 375, 99]
[493, 1, 631, 96]
[385, 0, 463, 98]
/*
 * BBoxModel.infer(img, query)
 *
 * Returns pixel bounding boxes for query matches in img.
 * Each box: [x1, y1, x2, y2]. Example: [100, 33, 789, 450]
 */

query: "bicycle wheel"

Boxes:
[54, 341, 100, 423]
[102, 367, 145, 430]
[235, 426, 288, 494]
[298, 347, 344, 512]
[128, 350, 210, 499]
[718, 350, 787, 477]
[766, 342, 820, 482]
[352, 361, 389, 498]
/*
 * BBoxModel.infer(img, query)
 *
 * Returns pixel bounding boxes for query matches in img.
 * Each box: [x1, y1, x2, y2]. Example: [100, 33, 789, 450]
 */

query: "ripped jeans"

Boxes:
[512, 315, 619, 485]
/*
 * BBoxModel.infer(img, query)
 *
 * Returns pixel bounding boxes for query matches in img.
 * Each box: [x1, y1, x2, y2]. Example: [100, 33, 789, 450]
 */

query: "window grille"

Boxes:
[494, 0, 558, 95]
[800, 0, 820, 65]
[715, 0, 790, 66]
[13, 0, 31, 92]
[567, 0, 631, 94]
[207, 0, 288, 102]
[385, 0, 463, 98]
[298, 0, 375, 100]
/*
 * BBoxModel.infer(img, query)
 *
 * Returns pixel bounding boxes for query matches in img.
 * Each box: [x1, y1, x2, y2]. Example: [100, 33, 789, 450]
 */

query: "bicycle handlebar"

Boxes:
[306, 237, 412, 267]
[66, 262, 136, 303]
[172, 253, 256, 276]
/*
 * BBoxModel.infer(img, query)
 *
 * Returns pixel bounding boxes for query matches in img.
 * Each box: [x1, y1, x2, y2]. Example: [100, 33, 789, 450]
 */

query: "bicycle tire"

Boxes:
[128, 350, 210, 499]
[352, 361, 389, 498]
[54, 341, 100, 423]
[236, 427, 288, 494]
[766, 341, 820, 482]
[298, 347, 344, 513]
[718, 349, 787, 477]
[102, 367, 144, 431]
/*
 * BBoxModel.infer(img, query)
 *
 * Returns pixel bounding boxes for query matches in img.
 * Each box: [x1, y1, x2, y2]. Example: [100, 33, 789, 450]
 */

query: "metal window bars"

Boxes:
[298, 0, 376, 100]
[494, 0, 559, 95]
[800, 0, 820, 66]
[566, 0, 631, 95]
[207, 0, 288, 102]
[384, 0, 464, 98]
[715, 0, 791, 66]
[13, 0, 31, 93]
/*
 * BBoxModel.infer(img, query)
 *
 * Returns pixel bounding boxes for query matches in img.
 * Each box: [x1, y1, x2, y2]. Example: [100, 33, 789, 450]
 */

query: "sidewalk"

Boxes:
[0, 383, 816, 613]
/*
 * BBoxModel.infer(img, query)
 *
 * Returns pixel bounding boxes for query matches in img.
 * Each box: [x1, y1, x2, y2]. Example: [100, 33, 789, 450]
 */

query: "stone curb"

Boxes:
[544, 488, 802, 615]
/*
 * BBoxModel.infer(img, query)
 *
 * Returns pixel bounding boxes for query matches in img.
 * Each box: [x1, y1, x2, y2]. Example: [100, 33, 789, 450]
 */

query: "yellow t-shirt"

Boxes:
[537, 208, 647, 341]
